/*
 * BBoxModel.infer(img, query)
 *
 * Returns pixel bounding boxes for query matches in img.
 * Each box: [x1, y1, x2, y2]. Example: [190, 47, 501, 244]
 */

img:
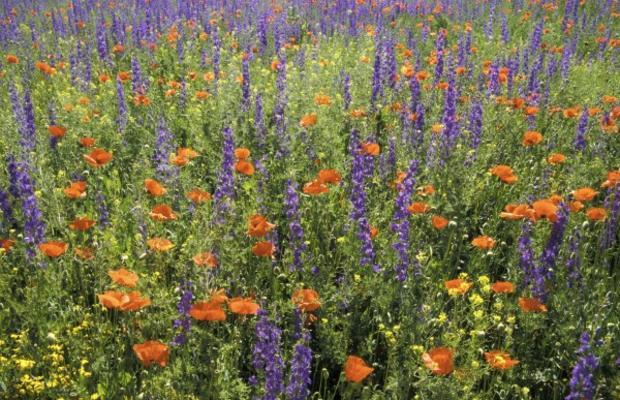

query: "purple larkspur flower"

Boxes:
[153, 119, 175, 182]
[253, 310, 284, 400]
[566, 332, 599, 400]
[574, 109, 588, 152]
[0, 189, 13, 229]
[171, 280, 193, 346]
[343, 72, 351, 111]
[285, 332, 312, 400]
[116, 77, 127, 133]
[391, 159, 419, 281]
[349, 147, 379, 273]
[533, 202, 569, 301]
[96, 191, 110, 229]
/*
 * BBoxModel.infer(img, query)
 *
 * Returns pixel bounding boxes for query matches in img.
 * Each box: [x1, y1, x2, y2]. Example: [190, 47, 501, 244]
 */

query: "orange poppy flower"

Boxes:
[417, 185, 436, 196]
[422, 347, 454, 376]
[186, 189, 211, 203]
[108, 268, 139, 288]
[491, 281, 515, 294]
[562, 106, 581, 119]
[485, 350, 519, 370]
[144, 179, 166, 197]
[84, 148, 113, 168]
[48, 125, 67, 138]
[133, 341, 169, 367]
[195, 90, 210, 101]
[586, 207, 607, 221]
[170, 147, 199, 166]
[518, 297, 548, 313]
[98, 74, 110, 83]
[292, 289, 321, 312]
[600, 115, 618, 134]
[415, 70, 429, 81]
[5, 54, 19, 64]
[192, 252, 218, 268]
[522, 131, 543, 146]
[147, 238, 174, 252]
[248, 215, 275, 237]
[489, 165, 518, 184]
[64, 181, 87, 199]
[314, 94, 332, 106]
[235, 160, 255, 176]
[252, 241, 275, 257]
[299, 113, 318, 128]
[572, 187, 598, 202]
[35, 61, 56, 75]
[431, 215, 449, 230]
[445, 279, 472, 296]
[69, 217, 96, 231]
[408, 202, 430, 214]
[370, 226, 379, 238]
[546, 153, 566, 165]
[149, 204, 177, 221]
[389, 171, 407, 190]
[601, 170, 620, 188]
[190, 300, 226, 321]
[532, 200, 558, 222]
[317, 169, 341, 185]
[228, 297, 260, 315]
[548, 194, 563, 205]
[524, 106, 539, 116]
[569, 201, 584, 213]
[602, 95, 618, 104]
[344, 356, 374, 383]
[511, 97, 525, 109]
[208, 289, 229, 305]
[500, 204, 532, 221]
[234, 147, 251, 160]
[0, 239, 15, 252]
[350, 108, 367, 118]
[98, 290, 151, 311]
[39, 241, 68, 257]
[360, 142, 380, 156]
[471, 235, 496, 249]
[303, 180, 329, 195]
[117, 71, 131, 81]
[74, 247, 95, 260]
[79, 137, 96, 147]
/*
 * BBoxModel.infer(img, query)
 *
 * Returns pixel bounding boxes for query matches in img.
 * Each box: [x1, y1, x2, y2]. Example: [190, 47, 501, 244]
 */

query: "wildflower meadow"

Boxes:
[1, 0, 620, 399]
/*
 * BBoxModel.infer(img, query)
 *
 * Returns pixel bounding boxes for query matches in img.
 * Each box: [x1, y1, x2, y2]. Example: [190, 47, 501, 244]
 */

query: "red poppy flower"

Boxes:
[344, 356, 374, 383]
[228, 297, 260, 315]
[144, 179, 166, 197]
[48, 125, 67, 138]
[491, 281, 515, 294]
[133, 341, 169, 367]
[291, 289, 321, 312]
[485, 350, 519, 370]
[518, 297, 548, 313]
[84, 148, 113, 168]
[192, 252, 218, 268]
[39, 241, 68, 257]
[422, 347, 454, 376]
[108, 268, 139, 288]
[252, 241, 275, 257]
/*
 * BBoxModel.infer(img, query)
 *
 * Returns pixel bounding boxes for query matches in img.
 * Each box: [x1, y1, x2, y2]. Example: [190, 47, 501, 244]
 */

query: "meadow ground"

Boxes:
[0, 0, 620, 399]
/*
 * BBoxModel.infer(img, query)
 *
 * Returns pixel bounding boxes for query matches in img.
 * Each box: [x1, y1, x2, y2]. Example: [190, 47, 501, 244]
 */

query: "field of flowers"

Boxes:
[0, 0, 619, 399]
